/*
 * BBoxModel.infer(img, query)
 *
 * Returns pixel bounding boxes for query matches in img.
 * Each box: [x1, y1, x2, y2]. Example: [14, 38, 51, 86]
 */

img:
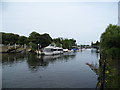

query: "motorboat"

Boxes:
[43, 45, 63, 55]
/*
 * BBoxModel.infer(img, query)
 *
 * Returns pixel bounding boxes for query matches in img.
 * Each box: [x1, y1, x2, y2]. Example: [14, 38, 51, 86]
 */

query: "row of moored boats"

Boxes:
[36, 45, 76, 55]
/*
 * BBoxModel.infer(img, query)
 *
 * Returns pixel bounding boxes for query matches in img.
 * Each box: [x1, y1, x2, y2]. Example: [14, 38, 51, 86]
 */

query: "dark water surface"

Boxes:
[2, 49, 99, 88]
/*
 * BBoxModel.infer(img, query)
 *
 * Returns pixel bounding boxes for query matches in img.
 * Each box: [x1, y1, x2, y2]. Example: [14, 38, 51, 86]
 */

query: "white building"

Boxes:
[118, 1, 120, 26]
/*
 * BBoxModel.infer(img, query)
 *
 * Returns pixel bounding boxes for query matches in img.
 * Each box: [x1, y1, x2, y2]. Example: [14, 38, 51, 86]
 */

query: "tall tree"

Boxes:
[100, 24, 120, 49]
[100, 24, 120, 58]
[2, 32, 19, 45]
[28, 32, 52, 49]
[18, 36, 28, 45]
[53, 38, 76, 49]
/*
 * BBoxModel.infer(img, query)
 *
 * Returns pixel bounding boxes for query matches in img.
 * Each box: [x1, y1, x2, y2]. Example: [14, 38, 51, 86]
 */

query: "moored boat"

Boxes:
[43, 45, 63, 55]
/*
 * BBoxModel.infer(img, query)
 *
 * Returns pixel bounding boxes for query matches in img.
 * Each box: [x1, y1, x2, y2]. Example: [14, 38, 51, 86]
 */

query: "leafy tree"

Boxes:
[53, 38, 76, 49]
[100, 24, 120, 59]
[97, 25, 120, 89]
[18, 36, 28, 45]
[2, 32, 19, 45]
[28, 32, 41, 44]
[91, 41, 100, 46]
[1, 31, 76, 50]
[40, 33, 52, 47]
[28, 32, 52, 49]
[100, 24, 120, 49]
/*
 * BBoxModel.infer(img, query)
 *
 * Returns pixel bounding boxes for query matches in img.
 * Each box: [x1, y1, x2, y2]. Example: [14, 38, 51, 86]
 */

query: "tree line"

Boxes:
[1, 32, 77, 50]
[91, 41, 100, 47]
[53, 38, 76, 49]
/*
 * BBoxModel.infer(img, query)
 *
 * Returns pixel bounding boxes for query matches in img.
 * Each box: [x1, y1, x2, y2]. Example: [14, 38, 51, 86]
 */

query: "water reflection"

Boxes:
[26, 54, 49, 72]
[3, 50, 99, 88]
[91, 49, 100, 59]
[2, 52, 76, 72]
[2, 53, 27, 66]
[27, 53, 76, 72]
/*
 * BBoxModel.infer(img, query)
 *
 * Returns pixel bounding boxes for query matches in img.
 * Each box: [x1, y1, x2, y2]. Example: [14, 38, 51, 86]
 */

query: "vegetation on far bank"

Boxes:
[91, 41, 100, 47]
[0, 31, 77, 50]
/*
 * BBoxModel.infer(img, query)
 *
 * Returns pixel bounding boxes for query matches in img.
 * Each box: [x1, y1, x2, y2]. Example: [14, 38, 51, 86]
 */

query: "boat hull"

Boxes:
[44, 51, 63, 55]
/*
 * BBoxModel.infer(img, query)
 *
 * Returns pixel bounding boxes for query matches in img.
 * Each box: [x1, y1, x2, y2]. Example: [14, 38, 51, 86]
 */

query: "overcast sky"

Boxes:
[2, 1, 118, 45]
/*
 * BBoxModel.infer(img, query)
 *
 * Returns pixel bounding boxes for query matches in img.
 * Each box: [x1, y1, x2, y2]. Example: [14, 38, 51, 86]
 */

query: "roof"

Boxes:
[44, 46, 63, 49]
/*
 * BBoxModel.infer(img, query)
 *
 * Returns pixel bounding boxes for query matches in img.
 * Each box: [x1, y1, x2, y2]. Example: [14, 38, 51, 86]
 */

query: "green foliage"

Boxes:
[28, 32, 52, 49]
[98, 24, 120, 88]
[18, 36, 28, 45]
[100, 24, 120, 49]
[1, 32, 52, 50]
[28, 32, 41, 44]
[91, 41, 100, 46]
[53, 38, 76, 49]
[29, 42, 37, 50]
[1, 32, 20, 45]
[40, 33, 52, 47]
[98, 57, 120, 88]
[1, 31, 76, 50]
[90, 24, 120, 88]
[100, 24, 120, 59]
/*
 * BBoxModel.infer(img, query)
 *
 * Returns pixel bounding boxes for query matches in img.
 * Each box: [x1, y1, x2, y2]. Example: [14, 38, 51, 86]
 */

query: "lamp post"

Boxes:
[37, 44, 40, 54]
[15, 43, 16, 49]
[38, 44, 39, 50]
[8, 43, 10, 49]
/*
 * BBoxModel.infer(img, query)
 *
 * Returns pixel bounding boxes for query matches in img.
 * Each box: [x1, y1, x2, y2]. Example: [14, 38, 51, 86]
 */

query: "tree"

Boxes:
[28, 32, 52, 49]
[91, 41, 100, 47]
[100, 24, 120, 59]
[91, 42, 93, 46]
[18, 36, 28, 45]
[2, 32, 19, 45]
[53, 38, 76, 49]
[100, 24, 120, 49]
[28, 32, 41, 44]
[40, 33, 52, 47]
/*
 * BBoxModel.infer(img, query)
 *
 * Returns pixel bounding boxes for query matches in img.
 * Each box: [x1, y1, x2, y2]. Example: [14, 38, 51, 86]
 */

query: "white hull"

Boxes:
[44, 51, 63, 55]
[43, 46, 63, 55]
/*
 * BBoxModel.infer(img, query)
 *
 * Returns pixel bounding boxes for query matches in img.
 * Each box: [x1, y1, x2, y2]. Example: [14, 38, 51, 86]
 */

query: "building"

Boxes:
[118, 1, 120, 26]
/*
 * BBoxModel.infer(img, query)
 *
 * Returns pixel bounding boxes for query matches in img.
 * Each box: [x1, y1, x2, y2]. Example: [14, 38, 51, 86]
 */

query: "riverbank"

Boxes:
[0, 45, 84, 54]
[0, 46, 32, 53]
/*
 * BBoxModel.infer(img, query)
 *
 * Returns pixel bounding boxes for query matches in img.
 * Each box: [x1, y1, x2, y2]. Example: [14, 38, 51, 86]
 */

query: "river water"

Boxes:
[2, 49, 100, 88]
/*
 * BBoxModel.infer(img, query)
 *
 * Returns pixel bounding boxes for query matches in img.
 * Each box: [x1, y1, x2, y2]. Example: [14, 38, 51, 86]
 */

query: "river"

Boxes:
[2, 49, 100, 88]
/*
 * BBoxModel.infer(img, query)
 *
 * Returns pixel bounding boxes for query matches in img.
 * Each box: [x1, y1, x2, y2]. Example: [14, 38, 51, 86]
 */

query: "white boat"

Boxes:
[43, 45, 63, 55]
[63, 49, 69, 52]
